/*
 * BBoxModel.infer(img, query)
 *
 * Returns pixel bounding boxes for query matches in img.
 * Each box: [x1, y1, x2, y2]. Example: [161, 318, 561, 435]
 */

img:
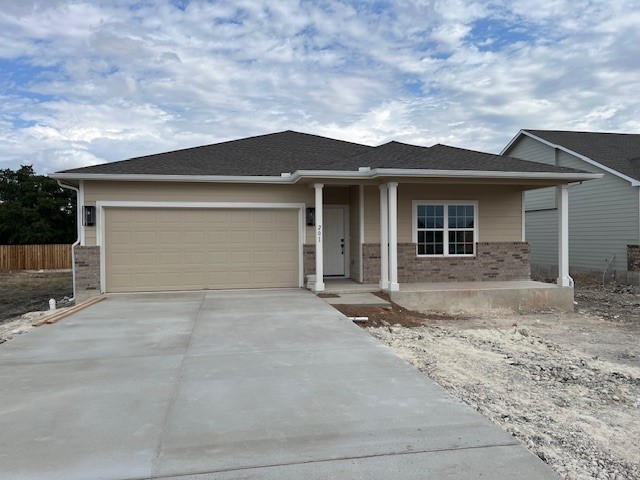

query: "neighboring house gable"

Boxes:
[503, 130, 640, 281]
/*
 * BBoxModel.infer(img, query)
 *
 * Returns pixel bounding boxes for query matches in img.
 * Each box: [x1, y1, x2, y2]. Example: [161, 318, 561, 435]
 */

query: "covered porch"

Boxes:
[306, 180, 573, 307]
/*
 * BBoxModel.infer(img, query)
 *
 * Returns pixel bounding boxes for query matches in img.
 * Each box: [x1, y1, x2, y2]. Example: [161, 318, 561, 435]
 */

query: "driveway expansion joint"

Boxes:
[146, 441, 522, 479]
[150, 292, 206, 477]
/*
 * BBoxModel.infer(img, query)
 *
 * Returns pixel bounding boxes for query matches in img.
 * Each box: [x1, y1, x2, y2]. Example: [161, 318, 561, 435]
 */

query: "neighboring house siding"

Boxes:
[525, 209, 558, 267]
[558, 152, 639, 274]
[515, 140, 640, 275]
[508, 136, 556, 211]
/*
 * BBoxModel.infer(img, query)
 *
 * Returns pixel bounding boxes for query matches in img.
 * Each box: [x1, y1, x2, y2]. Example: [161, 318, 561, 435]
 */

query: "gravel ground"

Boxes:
[334, 285, 640, 480]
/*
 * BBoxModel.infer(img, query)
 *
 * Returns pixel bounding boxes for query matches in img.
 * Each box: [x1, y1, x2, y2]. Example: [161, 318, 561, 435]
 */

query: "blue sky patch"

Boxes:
[466, 18, 534, 51]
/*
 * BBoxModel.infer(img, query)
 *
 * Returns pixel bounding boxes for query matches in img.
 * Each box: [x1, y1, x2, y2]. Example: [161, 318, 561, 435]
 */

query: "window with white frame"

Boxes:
[414, 202, 477, 256]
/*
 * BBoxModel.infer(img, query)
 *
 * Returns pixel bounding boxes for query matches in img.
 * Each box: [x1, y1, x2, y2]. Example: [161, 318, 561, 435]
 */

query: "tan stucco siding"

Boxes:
[363, 185, 380, 244]
[363, 184, 523, 243]
[83, 181, 315, 246]
[84, 180, 524, 248]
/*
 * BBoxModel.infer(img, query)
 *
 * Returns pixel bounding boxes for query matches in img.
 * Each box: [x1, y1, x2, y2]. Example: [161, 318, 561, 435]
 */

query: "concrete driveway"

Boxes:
[0, 289, 559, 479]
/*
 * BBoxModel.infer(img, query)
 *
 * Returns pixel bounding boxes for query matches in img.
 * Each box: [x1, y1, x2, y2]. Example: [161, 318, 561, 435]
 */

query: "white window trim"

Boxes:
[95, 201, 306, 293]
[411, 200, 479, 257]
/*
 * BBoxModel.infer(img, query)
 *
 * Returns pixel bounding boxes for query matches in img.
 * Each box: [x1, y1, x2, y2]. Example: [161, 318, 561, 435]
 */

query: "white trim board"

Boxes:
[52, 167, 602, 184]
[96, 201, 307, 293]
[502, 130, 639, 186]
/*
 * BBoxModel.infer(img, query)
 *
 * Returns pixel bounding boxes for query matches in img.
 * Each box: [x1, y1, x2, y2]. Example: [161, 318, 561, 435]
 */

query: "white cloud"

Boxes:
[0, 0, 639, 173]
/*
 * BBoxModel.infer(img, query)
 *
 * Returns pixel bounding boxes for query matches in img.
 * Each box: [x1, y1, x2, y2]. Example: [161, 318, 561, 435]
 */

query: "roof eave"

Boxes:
[51, 169, 602, 184]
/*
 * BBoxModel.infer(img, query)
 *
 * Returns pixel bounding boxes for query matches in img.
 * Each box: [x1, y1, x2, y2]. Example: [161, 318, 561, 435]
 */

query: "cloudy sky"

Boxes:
[1, 0, 639, 174]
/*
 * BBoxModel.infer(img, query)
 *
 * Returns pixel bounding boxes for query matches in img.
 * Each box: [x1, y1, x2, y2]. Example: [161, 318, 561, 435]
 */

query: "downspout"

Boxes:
[57, 180, 80, 303]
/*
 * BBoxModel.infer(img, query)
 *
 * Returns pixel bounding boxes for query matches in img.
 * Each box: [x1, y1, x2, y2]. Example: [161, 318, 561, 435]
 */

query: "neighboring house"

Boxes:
[502, 130, 640, 284]
[50, 131, 598, 301]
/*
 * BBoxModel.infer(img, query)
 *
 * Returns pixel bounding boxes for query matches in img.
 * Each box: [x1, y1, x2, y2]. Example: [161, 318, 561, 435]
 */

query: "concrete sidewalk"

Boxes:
[0, 289, 559, 479]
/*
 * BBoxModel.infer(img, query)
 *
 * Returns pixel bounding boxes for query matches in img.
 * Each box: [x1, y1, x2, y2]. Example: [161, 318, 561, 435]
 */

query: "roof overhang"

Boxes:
[50, 168, 602, 184]
[502, 129, 640, 186]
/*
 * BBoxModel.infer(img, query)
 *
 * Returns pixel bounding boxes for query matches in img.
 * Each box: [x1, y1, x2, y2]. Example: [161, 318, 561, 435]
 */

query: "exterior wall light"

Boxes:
[83, 206, 96, 226]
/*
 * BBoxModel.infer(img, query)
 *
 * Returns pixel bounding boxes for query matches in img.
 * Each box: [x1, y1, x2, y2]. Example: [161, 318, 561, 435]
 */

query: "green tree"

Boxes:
[0, 165, 76, 244]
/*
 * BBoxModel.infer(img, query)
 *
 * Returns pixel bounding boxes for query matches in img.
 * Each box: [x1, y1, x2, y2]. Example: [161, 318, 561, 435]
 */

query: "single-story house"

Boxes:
[502, 129, 640, 285]
[51, 131, 599, 302]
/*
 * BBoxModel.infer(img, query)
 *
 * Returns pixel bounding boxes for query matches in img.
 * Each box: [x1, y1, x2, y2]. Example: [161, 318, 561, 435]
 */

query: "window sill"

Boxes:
[416, 254, 476, 258]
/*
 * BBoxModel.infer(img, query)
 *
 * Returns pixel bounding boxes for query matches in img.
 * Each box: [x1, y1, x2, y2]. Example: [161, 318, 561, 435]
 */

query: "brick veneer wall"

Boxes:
[363, 243, 382, 283]
[303, 244, 315, 276]
[74, 246, 101, 301]
[628, 245, 640, 272]
[363, 242, 530, 284]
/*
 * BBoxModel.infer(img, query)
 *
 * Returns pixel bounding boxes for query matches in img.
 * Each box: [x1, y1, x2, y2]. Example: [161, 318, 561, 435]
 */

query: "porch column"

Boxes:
[379, 184, 389, 290]
[314, 183, 325, 292]
[388, 182, 399, 292]
[557, 184, 570, 287]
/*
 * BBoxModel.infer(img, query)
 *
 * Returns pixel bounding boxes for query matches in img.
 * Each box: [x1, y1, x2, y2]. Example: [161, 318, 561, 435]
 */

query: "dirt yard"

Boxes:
[333, 285, 640, 480]
[0, 270, 73, 331]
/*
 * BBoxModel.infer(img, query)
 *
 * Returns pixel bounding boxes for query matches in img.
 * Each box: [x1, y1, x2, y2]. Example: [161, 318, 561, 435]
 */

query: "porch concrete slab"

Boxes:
[321, 292, 390, 306]
[0, 289, 559, 480]
[393, 281, 574, 313]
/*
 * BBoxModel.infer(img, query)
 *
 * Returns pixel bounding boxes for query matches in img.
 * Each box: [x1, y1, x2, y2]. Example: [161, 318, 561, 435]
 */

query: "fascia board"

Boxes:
[51, 167, 602, 184]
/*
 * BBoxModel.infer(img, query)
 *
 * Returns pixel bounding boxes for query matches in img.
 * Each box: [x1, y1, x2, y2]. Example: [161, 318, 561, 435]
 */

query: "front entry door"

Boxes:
[323, 207, 345, 276]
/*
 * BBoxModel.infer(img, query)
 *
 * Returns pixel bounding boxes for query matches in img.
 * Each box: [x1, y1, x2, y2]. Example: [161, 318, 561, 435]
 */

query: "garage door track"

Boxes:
[0, 290, 559, 479]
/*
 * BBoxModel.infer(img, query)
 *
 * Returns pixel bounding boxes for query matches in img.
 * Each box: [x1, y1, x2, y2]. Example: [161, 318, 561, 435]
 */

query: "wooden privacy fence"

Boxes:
[0, 244, 73, 270]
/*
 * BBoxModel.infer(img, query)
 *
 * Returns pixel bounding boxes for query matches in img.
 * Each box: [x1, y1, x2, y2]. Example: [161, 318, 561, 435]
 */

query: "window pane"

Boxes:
[435, 206, 443, 217]
[449, 229, 474, 255]
[418, 205, 426, 217]
[417, 229, 443, 255]
[418, 217, 425, 229]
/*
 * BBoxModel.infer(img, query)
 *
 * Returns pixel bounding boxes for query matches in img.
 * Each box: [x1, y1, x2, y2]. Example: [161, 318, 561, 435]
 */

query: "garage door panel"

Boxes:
[134, 231, 157, 245]
[183, 231, 206, 244]
[135, 252, 157, 265]
[105, 208, 299, 292]
[159, 231, 181, 245]
[183, 251, 205, 265]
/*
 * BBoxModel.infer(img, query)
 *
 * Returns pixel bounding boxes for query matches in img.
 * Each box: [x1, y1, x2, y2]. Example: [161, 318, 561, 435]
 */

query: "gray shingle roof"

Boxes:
[57, 130, 587, 177]
[348, 141, 584, 173]
[524, 130, 640, 181]
[58, 131, 373, 176]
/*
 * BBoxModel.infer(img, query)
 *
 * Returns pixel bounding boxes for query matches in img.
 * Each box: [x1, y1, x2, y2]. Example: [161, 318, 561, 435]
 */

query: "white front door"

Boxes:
[323, 207, 345, 276]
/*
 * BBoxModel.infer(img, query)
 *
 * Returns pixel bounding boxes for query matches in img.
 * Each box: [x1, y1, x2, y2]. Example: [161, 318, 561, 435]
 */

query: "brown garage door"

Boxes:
[104, 208, 299, 292]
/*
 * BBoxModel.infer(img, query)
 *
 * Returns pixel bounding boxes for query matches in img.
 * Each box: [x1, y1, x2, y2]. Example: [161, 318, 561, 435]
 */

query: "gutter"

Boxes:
[56, 180, 80, 302]
[50, 169, 603, 184]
